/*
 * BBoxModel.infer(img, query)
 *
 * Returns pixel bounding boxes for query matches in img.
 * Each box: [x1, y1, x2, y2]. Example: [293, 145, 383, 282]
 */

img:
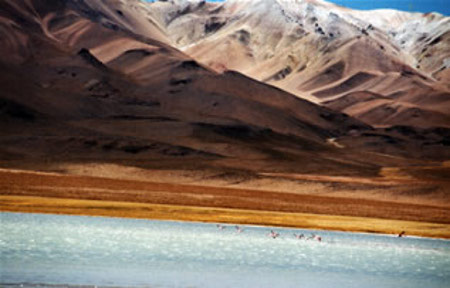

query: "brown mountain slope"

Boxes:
[0, 0, 380, 177]
[148, 0, 450, 128]
[0, 0, 449, 224]
[0, 0, 449, 182]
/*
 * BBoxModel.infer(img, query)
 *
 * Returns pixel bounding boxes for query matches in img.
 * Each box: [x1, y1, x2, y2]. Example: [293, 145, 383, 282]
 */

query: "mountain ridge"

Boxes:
[0, 0, 448, 181]
[148, 0, 450, 128]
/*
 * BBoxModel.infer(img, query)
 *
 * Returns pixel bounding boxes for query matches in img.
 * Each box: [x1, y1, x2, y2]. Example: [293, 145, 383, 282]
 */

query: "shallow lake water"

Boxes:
[1, 212, 449, 288]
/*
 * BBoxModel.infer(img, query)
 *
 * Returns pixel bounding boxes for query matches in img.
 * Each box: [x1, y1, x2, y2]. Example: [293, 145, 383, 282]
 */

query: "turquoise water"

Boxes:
[1, 212, 450, 288]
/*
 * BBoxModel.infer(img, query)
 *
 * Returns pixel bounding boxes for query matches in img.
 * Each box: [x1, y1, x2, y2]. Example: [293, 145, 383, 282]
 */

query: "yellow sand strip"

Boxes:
[1, 195, 449, 239]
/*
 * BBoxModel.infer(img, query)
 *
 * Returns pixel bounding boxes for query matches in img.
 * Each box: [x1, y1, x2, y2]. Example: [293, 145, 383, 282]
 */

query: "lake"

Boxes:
[1, 212, 449, 288]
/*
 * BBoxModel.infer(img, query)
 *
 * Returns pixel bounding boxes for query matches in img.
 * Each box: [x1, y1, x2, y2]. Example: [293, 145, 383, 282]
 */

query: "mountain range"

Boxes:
[0, 0, 449, 188]
[149, 0, 450, 128]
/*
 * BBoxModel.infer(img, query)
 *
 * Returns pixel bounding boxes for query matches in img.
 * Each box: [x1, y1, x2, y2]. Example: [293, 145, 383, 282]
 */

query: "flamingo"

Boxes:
[293, 233, 304, 239]
[308, 233, 322, 242]
[216, 224, 226, 230]
[268, 230, 280, 239]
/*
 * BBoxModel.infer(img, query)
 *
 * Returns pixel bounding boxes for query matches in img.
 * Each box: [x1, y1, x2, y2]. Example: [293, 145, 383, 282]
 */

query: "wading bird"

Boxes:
[294, 233, 304, 239]
[216, 224, 226, 230]
[268, 230, 280, 239]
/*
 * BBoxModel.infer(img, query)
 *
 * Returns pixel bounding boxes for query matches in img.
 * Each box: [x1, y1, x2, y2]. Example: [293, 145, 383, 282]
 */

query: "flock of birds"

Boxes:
[216, 224, 407, 239]
[216, 224, 323, 242]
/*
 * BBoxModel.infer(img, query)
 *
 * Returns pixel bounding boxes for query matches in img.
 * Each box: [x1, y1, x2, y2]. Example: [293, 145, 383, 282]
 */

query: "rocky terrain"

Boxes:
[148, 0, 450, 128]
[0, 0, 449, 223]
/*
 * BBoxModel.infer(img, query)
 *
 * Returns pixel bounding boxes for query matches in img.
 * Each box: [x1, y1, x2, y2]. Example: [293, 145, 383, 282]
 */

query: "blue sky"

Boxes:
[194, 0, 449, 15]
[328, 0, 449, 15]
